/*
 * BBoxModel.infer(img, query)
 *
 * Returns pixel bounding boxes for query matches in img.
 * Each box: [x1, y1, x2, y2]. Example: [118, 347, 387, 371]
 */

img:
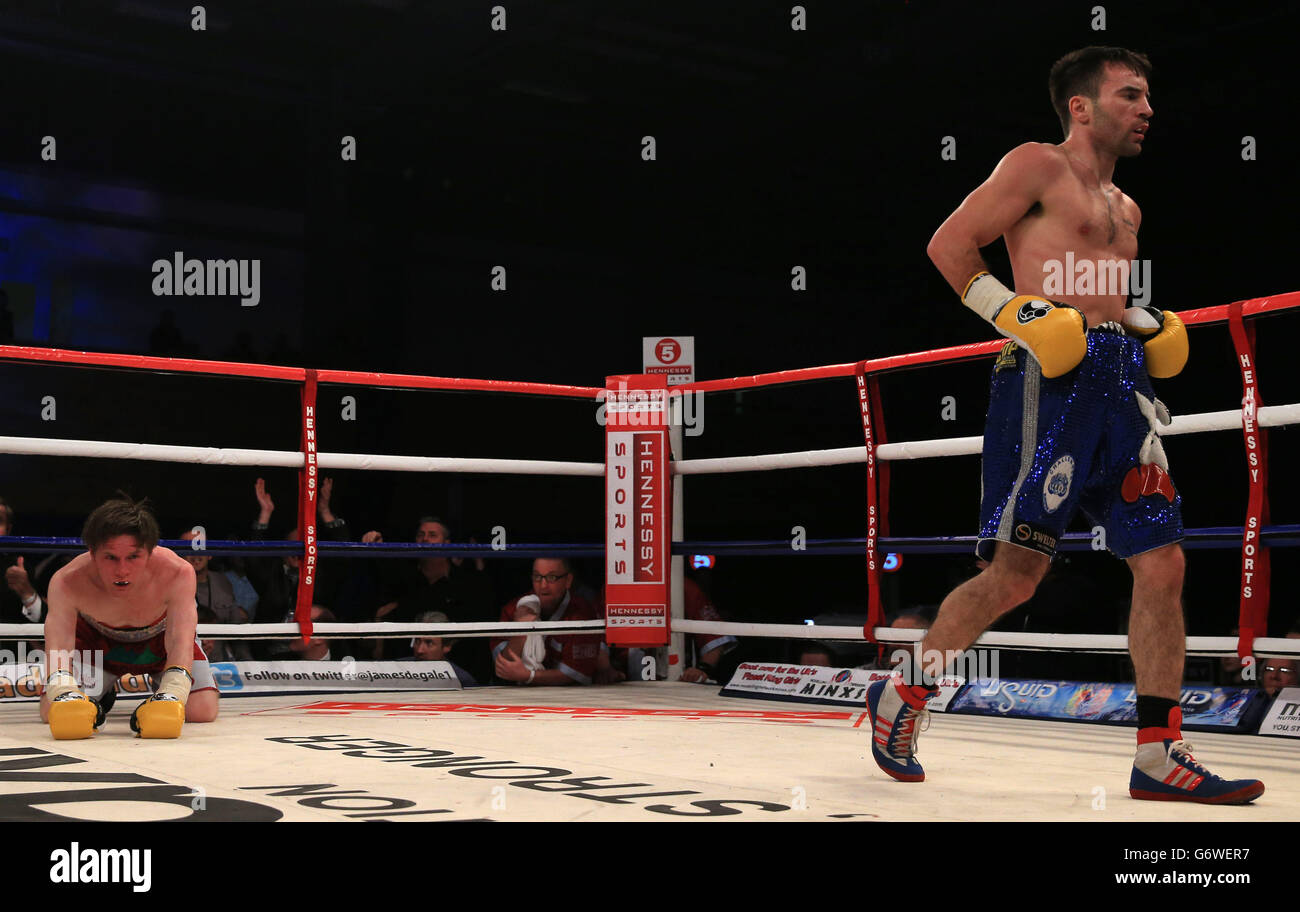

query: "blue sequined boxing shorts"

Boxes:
[976, 323, 1184, 561]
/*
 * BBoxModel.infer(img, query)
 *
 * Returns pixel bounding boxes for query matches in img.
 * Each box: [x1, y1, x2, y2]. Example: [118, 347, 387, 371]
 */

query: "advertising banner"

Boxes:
[948, 679, 1259, 729]
[721, 662, 963, 711]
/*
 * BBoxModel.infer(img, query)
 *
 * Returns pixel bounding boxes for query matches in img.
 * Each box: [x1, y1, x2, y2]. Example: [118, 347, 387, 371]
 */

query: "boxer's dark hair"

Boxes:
[83, 494, 160, 552]
[1049, 46, 1152, 138]
[0, 496, 13, 530]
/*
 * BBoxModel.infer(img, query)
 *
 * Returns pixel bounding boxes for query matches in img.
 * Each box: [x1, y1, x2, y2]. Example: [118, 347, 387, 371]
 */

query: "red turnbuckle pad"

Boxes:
[1122, 463, 1177, 504]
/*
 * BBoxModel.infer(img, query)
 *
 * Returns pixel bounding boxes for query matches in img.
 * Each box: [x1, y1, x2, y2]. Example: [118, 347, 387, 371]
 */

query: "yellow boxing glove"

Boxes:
[962, 272, 1088, 379]
[130, 666, 192, 739]
[1122, 306, 1188, 378]
[46, 671, 99, 740]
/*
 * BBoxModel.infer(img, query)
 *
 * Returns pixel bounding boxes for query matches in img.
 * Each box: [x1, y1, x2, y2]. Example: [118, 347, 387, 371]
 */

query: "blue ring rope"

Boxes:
[1, 524, 1295, 558]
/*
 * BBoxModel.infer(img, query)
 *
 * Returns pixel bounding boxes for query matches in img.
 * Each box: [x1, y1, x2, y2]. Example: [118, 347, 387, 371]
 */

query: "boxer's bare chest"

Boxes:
[70, 572, 169, 628]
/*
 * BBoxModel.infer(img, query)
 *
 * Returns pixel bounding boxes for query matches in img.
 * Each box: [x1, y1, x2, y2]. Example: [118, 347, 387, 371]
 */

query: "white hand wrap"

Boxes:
[156, 666, 194, 703]
[961, 272, 1016, 323]
[45, 670, 80, 702]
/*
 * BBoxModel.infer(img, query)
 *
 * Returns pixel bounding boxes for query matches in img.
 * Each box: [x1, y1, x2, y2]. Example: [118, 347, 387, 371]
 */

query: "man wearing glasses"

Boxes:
[1261, 634, 1300, 698]
[492, 558, 604, 685]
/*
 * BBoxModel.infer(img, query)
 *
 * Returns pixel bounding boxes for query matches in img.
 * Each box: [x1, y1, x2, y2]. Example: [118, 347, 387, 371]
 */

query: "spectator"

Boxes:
[247, 477, 350, 659]
[491, 558, 603, 686]
[364, 516, 494, 678]
[616, 577, 740, 684]
[271, 605, 336, 661]
[796, 641, 836, 668]
[1218, 626, 1253, 687]
[1, 497, 43, 654]
[398, 610, 476, 686]
[29, 552, 73, 609]
[196, 605, 250, 663]
[1261, 657, 1299, 697]
[679, 577, 741, 684]
[1261, 631, 1300, 697]
[884, 611, 929, 669]
[179, 528, 251, 663]
[216, 551, 261, 626]
[371, 517, 458, 623]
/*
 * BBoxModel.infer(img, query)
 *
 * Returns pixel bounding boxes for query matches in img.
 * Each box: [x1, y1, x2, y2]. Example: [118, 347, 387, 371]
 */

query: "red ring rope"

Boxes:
[2, 290, 1295, 652]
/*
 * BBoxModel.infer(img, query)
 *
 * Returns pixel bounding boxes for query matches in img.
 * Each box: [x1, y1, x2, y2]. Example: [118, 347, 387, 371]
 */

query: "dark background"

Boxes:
[1, 0, 1297, 661]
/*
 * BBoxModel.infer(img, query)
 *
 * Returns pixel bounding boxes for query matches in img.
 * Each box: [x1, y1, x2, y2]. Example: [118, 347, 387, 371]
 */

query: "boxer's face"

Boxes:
[92, 535, 150, 595]
[1088, 64, 1152, 157]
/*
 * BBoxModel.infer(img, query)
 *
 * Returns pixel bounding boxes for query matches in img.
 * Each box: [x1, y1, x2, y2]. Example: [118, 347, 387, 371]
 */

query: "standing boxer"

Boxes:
[866, 46, 1262, 804]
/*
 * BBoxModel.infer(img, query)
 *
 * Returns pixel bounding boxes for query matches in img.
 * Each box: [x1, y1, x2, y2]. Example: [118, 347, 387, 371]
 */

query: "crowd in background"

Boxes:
[0, 484, 743, 688]
[2, 486, 1298, 698]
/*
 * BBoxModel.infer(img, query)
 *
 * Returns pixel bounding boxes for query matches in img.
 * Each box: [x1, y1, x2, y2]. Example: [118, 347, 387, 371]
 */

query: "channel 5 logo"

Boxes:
[211, 663, 242, 691]
[655, 338, 681, 364]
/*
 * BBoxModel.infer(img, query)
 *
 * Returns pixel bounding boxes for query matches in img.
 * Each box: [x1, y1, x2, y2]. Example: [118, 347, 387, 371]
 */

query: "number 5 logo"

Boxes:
[655, 339, 679, 364]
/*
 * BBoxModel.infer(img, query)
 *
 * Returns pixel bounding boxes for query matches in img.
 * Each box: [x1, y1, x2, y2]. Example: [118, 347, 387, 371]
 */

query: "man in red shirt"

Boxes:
[492, 558, 603, 686]
[679, 578, 738, 683]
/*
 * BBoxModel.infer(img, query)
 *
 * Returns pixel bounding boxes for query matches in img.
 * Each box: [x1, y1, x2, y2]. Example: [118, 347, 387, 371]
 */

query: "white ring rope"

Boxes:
[2, 394, 1293, 663]
[671, 620, 1300, 657]
[0, 436, 602, 476]
[3, 620, 1291, 655]
[0, 620, 608, 642]
[674, 402, 1300, 474]
[2, 403, 1294, 478]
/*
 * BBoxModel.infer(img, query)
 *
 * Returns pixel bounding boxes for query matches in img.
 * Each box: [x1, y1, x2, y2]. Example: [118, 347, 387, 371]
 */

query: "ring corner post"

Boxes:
[603, 374, 672, 674]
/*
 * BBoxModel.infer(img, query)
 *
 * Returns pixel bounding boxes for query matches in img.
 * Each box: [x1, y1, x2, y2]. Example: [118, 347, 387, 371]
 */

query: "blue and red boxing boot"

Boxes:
[1129, 707, 1264, 804]
[865, 675, 935, 782]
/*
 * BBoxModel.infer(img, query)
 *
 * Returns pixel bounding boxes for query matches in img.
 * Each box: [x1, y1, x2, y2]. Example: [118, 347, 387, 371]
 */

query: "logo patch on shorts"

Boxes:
[1043, 455, 1075, 513]
[994, 341, 1019, 372]
[1013, 522, 1058, 552]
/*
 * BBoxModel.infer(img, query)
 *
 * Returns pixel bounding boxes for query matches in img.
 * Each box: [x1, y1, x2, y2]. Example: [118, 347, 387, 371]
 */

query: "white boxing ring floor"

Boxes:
[2, 683, 1297, 823]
